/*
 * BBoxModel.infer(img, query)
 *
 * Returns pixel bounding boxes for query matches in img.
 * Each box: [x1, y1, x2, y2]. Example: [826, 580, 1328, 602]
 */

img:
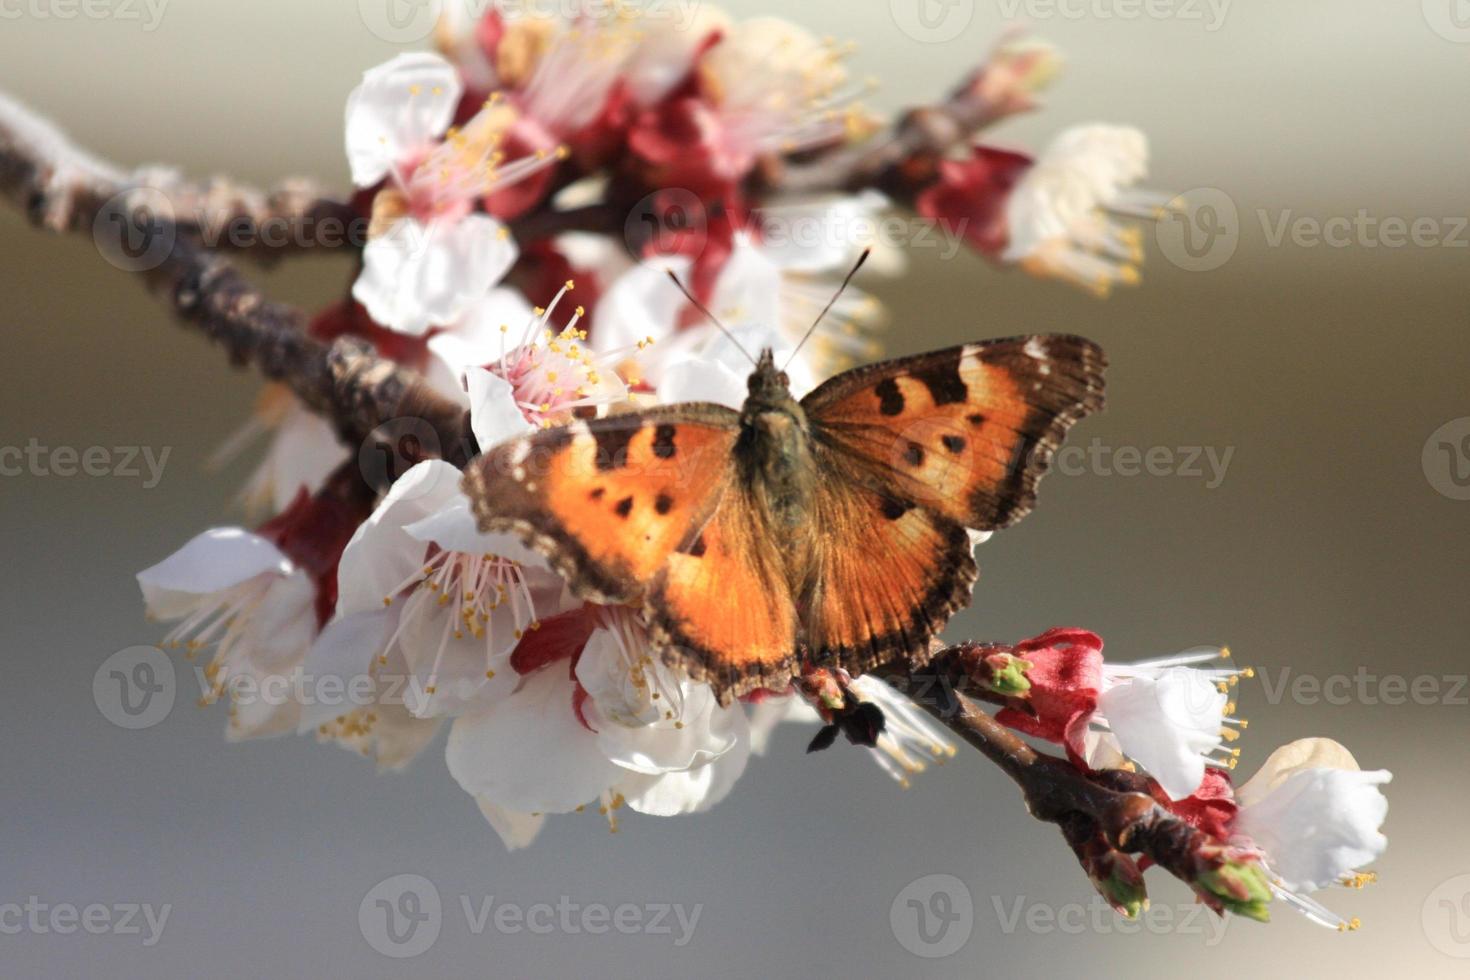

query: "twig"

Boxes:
[876, 647, 1229, 911]
[0, 92, 360, 260]
[0, 92, 469, 475]
[763, 61, 1032, 200]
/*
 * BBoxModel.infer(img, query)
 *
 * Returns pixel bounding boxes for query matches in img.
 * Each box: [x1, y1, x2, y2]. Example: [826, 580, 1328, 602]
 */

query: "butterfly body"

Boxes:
[464, 335, 1106, 703]
[735, 350, 816, 538]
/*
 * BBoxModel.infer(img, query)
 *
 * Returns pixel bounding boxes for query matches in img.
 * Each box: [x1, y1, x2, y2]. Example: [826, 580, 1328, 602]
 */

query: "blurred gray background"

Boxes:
[2, 1, 1467, 976]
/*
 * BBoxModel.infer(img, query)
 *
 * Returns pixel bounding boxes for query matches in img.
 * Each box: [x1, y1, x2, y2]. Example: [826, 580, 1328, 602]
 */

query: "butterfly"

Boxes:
[462, 334, 1105, 705]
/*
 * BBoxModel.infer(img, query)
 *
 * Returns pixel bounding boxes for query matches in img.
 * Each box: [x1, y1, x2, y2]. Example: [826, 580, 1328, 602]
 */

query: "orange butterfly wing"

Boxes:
[462, 408, 800, 701]
[462, 407, 737, 601]
[802, 335, 1106, 531]
[647, 488, 800, 700]
[800, 336, 1105, 674]
[802, 456, 978, 676]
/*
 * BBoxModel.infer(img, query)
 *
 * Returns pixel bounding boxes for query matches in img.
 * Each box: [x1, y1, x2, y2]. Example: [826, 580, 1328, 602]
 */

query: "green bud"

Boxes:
[1098, 867, 1148, 919]
[1198, 859, 1273, 923]
[985, 655, 1032, 696]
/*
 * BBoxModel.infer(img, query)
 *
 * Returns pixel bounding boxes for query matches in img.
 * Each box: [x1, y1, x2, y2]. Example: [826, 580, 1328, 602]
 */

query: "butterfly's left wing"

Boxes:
[799, 335, 1105, 674]
[462, 407, 801, 702]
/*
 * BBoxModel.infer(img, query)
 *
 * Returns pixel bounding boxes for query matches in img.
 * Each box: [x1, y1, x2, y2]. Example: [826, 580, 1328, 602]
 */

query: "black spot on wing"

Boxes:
[682, 533, 707, 558]
[903, 441, 924, 467]
[593, 423, 641, 471]
[652, 424, 677, 459]
[615, 496, 634, 518]
[654, 493, 673, 515]
[912, 353, 968, 406]
[589, 487, 605, 500]
[879, 495, 911, 520]
[874, 378, 904, 416]
[967, 413, 986, 427]
[941, 434, 965, 454]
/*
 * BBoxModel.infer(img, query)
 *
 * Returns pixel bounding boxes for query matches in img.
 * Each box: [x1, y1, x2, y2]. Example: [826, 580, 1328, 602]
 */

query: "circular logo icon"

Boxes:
[890, 873, 973, 958]
[359, 0, 444, 43]
[889, 0, 975, 44]
[1424, 418, 1470, 500]
[94, 187, 177, 273]
[359, 417, 444, 495]
[359, 874, 442, 958]
[624, 188, 707, 261]
[1423, 0, 1470, 43]
[1155, 187, 1239, 272]
[93, 646, 176, 730]
[1423, 873, 1470, 958]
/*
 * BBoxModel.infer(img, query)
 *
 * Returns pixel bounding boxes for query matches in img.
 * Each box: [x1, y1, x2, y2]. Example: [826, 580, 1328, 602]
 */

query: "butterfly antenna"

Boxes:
[664, 270, 756, 367]
[783, 248, 871, 372]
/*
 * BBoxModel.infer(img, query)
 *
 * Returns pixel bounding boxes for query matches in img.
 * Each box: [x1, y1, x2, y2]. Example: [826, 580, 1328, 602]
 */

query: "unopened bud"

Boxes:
[1197, 857, 1273, 923]
[1095, 859, 1148, 919]
[982, 652, 1032, 696]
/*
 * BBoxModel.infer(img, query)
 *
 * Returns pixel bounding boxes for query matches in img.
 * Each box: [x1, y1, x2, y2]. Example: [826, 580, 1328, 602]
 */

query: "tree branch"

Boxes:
[0, 92, 468, 476]
[0, 92, 361, 260]
[875, 646, 1253, 916]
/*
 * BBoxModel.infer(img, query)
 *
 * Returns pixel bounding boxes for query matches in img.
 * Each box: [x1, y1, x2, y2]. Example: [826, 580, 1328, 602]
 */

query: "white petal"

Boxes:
[368, 709, 443, 770]
[353, 215, 518, 336]
[1237, 737, 1360, 808]
[298, 609, 391, 733]
[590, 255, 690, 363]
[344, 52, 461, 187]
[137, 528, 291, 618]
[1236, 767, 1391, 892]
[336, 460, 463, 614]
[1002, 124, 1148, 261]
[392, 607, 520, 719]
[476, 798, 546, 851]
[242, 400, 348, 514]
[710, 233, 781, 329]
[401, 494, 548, 570]
[1077, 728, 1128, 771]
[1098, 667, 1225, 800]
[619, 734, 751, 816]
[242, 570, 318, 671]
[658, 356, 748, 410]
[756, 191, 889, 273]
[446, 666, 622, 813]
[224, 662, 303, 741]
[465, 367, 536, 450]
[597, 683, 746, 775]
